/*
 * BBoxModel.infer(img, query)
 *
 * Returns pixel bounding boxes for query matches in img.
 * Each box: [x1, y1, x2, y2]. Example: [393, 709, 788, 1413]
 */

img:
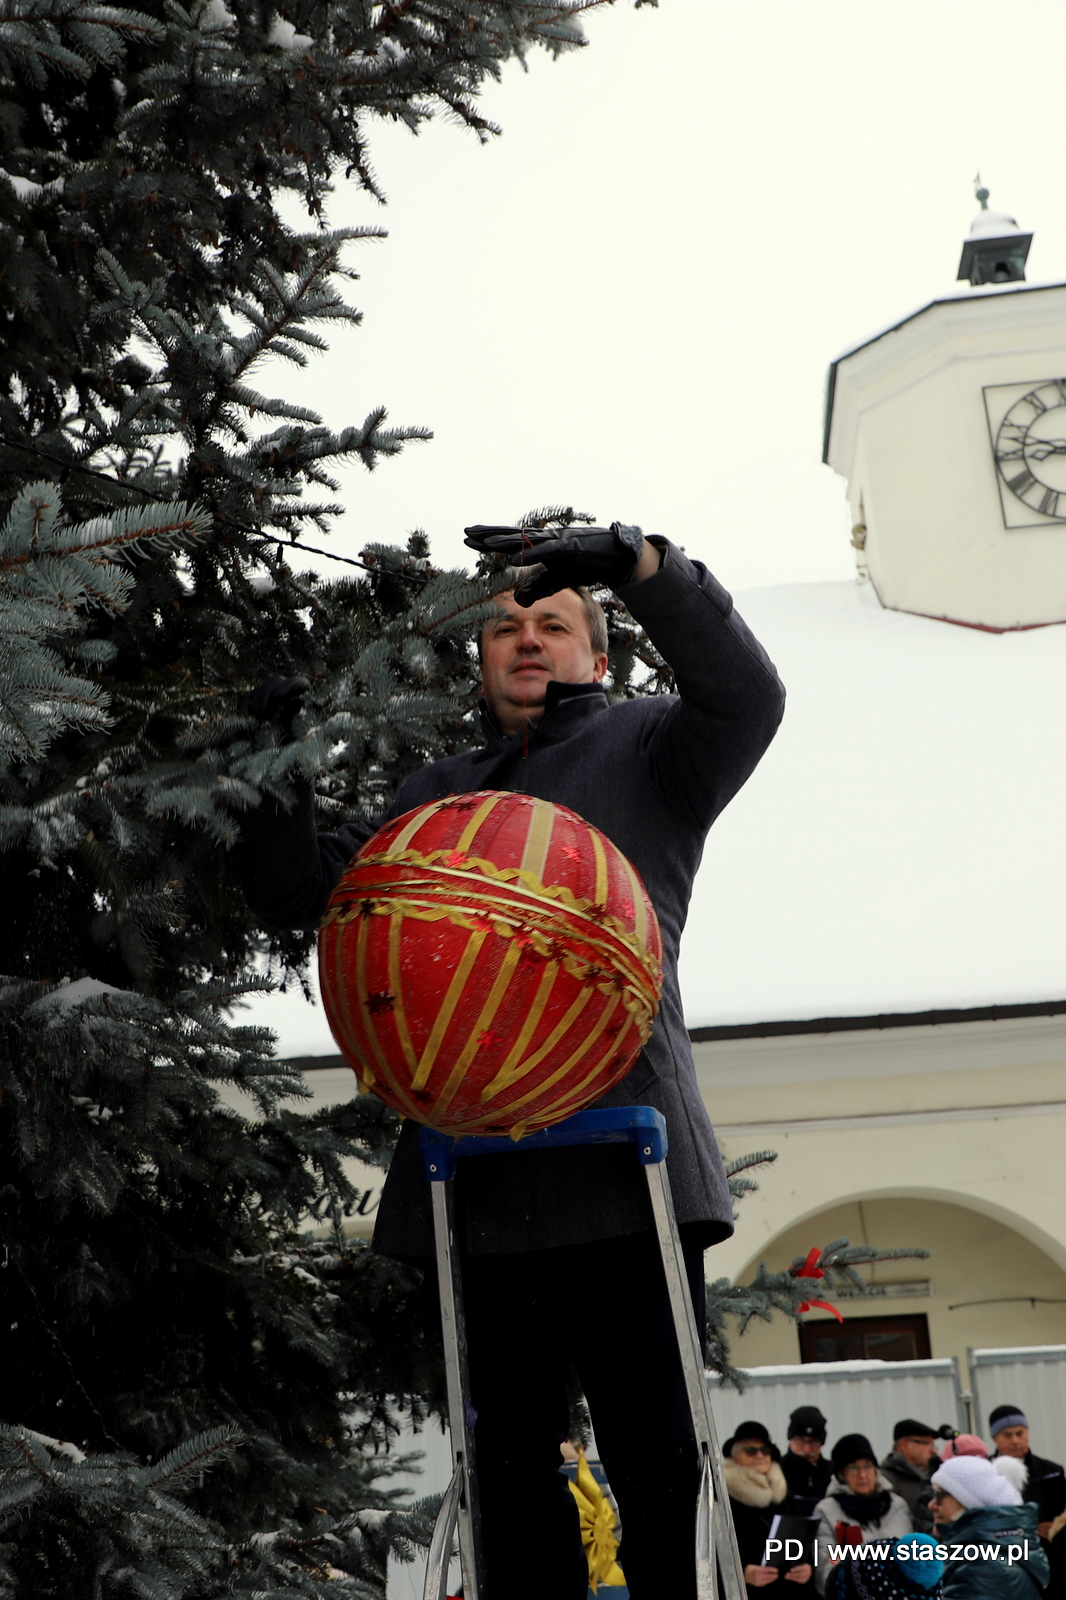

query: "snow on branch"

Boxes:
[0, 481, 208, 763]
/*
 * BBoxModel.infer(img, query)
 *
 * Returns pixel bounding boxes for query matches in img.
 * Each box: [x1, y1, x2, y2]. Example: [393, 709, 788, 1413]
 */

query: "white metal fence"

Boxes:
[970, 1345, 1066, 1465]
[709, 1358, 966, 1456]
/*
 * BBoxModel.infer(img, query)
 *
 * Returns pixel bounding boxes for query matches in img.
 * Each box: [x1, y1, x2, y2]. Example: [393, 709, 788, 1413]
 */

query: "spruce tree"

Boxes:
[0, 6, 928, 1593]
[0, 2, 606, 1594]
[0, 487, 502, 1596]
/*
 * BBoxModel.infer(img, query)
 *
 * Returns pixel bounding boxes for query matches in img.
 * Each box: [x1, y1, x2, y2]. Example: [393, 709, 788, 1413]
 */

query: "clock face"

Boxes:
[984, 379, 1066, 527]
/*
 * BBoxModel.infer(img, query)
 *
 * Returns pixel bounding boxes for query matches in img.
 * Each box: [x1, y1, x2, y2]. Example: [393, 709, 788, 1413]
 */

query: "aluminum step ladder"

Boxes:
[418, 1105, 747, 1600]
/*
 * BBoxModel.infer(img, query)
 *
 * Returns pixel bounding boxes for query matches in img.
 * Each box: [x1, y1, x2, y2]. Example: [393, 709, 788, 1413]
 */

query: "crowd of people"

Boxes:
[723, 1404, 1066, 1600]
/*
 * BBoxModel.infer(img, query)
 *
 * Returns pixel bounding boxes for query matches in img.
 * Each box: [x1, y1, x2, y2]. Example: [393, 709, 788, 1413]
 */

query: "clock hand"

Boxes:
[1027, 439, 1066, 461]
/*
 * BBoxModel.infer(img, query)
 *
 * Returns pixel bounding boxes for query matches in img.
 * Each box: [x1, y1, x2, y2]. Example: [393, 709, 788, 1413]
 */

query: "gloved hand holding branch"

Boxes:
[464, 521, 646, 603]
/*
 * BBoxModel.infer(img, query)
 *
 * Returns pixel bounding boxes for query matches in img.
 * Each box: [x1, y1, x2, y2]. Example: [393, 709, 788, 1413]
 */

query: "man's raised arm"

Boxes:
[618, 535, 785, 829]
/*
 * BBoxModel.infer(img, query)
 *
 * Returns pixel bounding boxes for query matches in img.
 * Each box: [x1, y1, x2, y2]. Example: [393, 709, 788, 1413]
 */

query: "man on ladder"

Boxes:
[240, 523, 786, 1598]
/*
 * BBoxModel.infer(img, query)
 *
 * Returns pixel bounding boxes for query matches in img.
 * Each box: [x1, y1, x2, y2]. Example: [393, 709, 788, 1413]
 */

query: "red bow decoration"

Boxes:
[792, 1247, 844, 1323]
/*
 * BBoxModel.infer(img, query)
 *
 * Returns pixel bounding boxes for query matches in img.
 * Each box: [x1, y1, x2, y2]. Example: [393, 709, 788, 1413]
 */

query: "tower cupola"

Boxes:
[957, 178, 1032, 286]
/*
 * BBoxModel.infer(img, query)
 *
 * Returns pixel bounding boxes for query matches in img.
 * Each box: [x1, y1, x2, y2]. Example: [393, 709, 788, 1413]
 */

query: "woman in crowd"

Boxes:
[724, 1421, 815, 1595]
[930, 1455, 1047, 1600]
[814, 1434, 913, 1592]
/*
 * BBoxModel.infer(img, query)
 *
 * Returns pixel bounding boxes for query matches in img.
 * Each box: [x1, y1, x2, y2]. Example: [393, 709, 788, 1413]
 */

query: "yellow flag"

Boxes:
[567, 1448, 627, 1591]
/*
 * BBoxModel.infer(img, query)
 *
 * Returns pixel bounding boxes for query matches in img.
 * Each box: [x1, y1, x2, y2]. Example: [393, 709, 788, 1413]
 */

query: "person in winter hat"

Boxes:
[913, 1437, 989, 1534]
[930, 1454, 1048, 1600]
[814, 1435, 913, 1593]
[941, 1437, 989, 1461]
[933, 1455, 1025, 1511]
[783, 1408, 834, 1518]
[988, 1406, 1066, 1542]
[825, 1532, 945, 1600]
[723, 1422, 814, 1595]
[989, 1404, 1066, 1600]
[882, 1421, 940, 1533]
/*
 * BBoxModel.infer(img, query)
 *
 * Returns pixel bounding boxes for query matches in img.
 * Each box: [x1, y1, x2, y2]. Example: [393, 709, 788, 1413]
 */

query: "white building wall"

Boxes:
[694, 1016, 1066, 1375]
[826, 283, 1066, 628]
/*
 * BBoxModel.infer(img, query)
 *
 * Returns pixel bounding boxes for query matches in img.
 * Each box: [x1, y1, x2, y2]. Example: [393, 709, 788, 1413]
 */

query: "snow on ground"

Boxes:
[238, 577, 1066, 1055]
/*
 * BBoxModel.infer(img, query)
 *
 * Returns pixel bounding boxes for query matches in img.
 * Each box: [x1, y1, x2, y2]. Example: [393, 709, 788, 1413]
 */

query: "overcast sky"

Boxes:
[245, 0, 1066, 1054]
[270, 0, 1066, 593]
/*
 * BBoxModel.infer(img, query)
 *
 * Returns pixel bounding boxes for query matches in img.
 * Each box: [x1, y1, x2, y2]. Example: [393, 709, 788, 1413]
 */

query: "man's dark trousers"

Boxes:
[461, 1227, 708, 1597]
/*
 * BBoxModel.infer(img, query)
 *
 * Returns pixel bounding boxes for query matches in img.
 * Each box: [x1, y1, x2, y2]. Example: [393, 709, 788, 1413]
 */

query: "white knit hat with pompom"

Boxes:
[992, 1456, 1029, 1495]
[932, 1455, 1023, 1510]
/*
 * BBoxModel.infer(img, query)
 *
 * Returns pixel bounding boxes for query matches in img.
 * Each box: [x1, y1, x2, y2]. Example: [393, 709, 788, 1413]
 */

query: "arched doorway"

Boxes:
[727, 1194, 1066, 1376]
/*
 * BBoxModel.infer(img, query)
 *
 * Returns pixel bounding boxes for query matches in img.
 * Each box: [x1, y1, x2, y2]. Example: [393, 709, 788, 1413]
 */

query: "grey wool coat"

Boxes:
[238, 539, 785, 1260]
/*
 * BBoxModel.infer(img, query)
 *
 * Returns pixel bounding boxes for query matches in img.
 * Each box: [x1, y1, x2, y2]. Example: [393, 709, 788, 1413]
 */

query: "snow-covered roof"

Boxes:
[678, 579, 1066, 1028]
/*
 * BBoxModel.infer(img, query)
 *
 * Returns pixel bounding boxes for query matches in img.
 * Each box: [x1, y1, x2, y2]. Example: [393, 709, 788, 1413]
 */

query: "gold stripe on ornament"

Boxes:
[476, 979, 601, 1107]
[432, 938, 525, 1121]
[519, 796, 555, 884]
[529, 1025, 640, 1125]
[390, 799, 450, 854]
[479, 984, 594, 1102]
[482, 957, 559, 1087]
[324, 928, 375, 1091]
[386, 910, 420, 1081]
[492, 991, 623, 1116]
[334, 890, 660, 1015]
[410, 926, 487, 1092]
[589, 827, 609, 908]
[511, 983, 596, 1080]
[350, 913, 423, 1120]
[344, 851, 659, 985]
[455, 791, 507, 855]
[337, 861, 662, 994]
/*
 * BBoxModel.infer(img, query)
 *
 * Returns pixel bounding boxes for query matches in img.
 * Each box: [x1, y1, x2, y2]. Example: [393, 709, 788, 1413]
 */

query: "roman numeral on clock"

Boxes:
[1039, 488, 1061, 517]
[1008, 469, 1037, 497]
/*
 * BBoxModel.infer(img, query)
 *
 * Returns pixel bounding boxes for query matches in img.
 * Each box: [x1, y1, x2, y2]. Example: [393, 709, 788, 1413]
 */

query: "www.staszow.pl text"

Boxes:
[764, 1539, 1034, 1567]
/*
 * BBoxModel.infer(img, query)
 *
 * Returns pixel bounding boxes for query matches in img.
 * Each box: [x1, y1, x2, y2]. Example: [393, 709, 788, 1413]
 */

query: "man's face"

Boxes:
[479, 591, 607, 736]
[895, 1435, 937, 1470]
[790, 1436, 823, 1462]
[995, 1425, 1030, 1460]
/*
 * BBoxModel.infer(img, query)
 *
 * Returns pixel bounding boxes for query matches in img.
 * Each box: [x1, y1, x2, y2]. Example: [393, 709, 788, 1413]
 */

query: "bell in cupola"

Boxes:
[957, 177, 1032, 286]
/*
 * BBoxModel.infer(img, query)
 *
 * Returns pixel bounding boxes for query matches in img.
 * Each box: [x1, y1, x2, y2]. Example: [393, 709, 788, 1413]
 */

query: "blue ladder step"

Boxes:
[420, 1105, 668, 1182]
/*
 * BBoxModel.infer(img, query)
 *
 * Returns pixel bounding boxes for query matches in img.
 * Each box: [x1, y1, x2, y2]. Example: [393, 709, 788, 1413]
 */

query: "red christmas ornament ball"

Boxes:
[318, 791, 663, 1138]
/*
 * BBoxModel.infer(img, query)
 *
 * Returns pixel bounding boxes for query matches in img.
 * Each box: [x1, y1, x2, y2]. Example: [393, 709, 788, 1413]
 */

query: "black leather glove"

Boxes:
[240, 674, 310, 735]
[464, 523, 644, 606]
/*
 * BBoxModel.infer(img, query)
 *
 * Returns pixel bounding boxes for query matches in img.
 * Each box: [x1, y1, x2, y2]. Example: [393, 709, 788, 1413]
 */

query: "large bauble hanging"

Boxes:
[318, 790, 663, 1138]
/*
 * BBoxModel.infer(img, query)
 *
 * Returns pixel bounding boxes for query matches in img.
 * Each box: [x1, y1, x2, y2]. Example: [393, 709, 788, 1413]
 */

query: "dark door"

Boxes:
[798, 1314, 932, 1364]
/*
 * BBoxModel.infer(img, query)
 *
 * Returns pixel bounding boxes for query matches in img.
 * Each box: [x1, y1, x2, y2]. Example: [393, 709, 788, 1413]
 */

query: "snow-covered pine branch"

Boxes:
[0, 483, 207, 762]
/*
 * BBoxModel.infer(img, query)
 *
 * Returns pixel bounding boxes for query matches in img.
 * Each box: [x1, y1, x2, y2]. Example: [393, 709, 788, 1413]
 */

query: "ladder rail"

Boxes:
[424, 1178, 483, 1600]
[420, 1107, 746, 1600]
[643, 1156, 747, 1600]
[423, 1463, 462, 1600]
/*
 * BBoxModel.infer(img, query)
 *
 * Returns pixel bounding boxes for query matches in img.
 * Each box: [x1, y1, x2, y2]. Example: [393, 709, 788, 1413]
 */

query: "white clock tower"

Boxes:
[824, 189, 1066, 630]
